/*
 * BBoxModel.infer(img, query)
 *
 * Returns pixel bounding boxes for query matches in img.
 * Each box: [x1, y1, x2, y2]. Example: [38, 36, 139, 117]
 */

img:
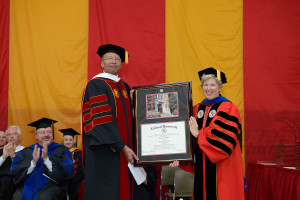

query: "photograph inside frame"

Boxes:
[146, 91, 179, 119]
[133, 81, 194, 166]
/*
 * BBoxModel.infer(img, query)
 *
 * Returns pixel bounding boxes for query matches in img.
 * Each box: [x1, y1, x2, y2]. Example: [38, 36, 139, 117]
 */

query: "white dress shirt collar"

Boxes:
[93, 72, 121, 82]
[15, 144, 25, 152]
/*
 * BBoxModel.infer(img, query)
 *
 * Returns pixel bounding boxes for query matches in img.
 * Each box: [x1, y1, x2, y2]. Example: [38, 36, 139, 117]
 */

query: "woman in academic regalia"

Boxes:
[170, 67, 244, 200]
[60, 128, 84, 200]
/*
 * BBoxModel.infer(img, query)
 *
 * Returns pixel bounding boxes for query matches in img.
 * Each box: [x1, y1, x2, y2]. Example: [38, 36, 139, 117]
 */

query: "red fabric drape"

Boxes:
[88, 0, 165, 87]
[245, 162, 300, 200]
[0, 0, 9, 130]
[244, 0, 300, 163]
[274, 167, 300, 200]
[245, 163, 278, 200]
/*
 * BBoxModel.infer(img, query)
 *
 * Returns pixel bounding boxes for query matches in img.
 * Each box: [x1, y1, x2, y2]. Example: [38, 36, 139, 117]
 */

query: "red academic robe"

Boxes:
[81, 77, 133, 200]
[181, 96, 244, 200]
[68, 148, 84, 200]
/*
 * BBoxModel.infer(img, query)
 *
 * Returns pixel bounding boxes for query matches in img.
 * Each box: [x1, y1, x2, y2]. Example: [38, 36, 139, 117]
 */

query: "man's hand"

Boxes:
[3, 143, 16, 159]
[32, 145, 40, 165]
[7, 143, 16, 157]
[2, 144, 10, 159]
[142, 179, 148, 185]
[122, 145, 138, 164]
[130, 89, 135, 104]
[41, 142, 49, 162]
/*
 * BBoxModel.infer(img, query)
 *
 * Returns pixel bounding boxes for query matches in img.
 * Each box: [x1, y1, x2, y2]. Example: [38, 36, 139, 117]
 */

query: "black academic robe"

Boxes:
[10, 142, 73, 200]
[0, 149, 14, 200]
[132, 166, 157, 200]
[0, 149, 11, 177]
[81, 77, 133, 200]
[68, 148, 84, 200]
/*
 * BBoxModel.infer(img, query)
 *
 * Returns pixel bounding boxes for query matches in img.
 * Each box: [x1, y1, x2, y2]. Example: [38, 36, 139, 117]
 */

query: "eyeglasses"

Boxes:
[103, 57, 121, 63]
[37, 131, 53, 135]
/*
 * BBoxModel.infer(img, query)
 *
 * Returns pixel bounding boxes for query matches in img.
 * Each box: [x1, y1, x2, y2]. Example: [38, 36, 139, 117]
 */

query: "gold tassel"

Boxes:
[125, 51, 128, 64]
[217, 70, 221, 81]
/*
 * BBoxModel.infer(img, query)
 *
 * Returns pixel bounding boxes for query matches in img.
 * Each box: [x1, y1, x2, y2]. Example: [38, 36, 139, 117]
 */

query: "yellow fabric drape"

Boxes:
[166, 0, 244, 164]
[9, 0, 88, 148]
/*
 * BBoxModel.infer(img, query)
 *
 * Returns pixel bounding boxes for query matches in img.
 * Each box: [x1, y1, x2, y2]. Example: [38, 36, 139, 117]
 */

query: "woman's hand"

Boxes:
[169, 160, 179, 167]
[189, 116, 199, 138]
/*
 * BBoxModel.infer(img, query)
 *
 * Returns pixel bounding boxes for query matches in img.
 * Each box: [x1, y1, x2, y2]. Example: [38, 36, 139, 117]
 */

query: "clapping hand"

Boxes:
[41, 142, 49, 162]
[3, 143, 16, 158]
[32, 145, 40, 165]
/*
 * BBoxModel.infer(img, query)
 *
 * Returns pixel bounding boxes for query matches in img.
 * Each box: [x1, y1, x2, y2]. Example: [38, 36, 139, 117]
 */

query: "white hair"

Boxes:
[7, 125, 22, 136]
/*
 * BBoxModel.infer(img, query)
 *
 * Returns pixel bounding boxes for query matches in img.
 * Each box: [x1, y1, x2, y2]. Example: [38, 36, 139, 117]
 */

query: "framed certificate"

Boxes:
[132, 81, 194, 166]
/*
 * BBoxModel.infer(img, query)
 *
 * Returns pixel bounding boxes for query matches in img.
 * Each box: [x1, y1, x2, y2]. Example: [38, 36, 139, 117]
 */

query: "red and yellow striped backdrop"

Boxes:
[0, 0, 299, 166]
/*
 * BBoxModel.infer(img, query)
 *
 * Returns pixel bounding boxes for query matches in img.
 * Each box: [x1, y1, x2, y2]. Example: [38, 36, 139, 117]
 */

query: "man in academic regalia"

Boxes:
[0, 126, 25, 200]
[0, 130, 7, 168]
[0, 131, 6, 149]
[10, 118, 73, 200]
[81, 44, 139, 200]
[0, 130, 10, 200]
[0, 126, 25, 176]
[0, 126, 25, 167]
[0, 130, 9, 181]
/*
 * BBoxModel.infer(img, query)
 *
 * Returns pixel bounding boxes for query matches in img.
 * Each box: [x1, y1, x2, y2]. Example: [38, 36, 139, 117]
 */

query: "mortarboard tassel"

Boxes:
[125, 51, 128, 64]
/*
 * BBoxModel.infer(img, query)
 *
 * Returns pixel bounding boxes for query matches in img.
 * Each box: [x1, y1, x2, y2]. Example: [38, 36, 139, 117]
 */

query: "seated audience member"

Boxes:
[6, 126, 25, 153]
[0, 130, 5, 149]
[59, 128, 84, 200]
[0, 126, 25, 200]
[0, 126, 25, 169]
[0, 130, 8, 200]
[10, 118, 73, 200]
[0, 129, 7, 158]
[0, 130, 8, 178]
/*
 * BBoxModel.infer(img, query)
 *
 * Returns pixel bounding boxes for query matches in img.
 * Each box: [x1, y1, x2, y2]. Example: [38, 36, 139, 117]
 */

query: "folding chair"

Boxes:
[160, 166, 175, 200]
[172, 168, 193, 199]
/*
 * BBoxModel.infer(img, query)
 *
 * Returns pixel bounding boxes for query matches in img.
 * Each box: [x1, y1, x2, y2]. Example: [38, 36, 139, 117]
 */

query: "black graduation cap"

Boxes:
[59, 128, 80, 147]
[58, 128, 80, 137]
[97, 44, 129, 64]
[198, 67, 227, 84]
[28, 117, 58, 130]
[28, 117, 57, 138]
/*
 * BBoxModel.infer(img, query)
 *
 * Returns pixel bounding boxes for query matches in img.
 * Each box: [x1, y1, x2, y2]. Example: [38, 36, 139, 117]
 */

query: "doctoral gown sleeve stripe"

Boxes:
[198, 101, 242, 163]
[83, 104, 111, 122]
[81, 78, 125, 148]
